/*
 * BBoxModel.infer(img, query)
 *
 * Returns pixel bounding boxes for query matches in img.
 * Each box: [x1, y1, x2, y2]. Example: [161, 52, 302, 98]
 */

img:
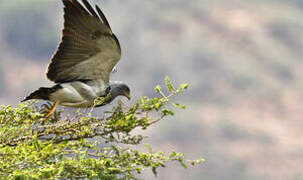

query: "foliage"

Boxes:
[0, 77, 204, 179]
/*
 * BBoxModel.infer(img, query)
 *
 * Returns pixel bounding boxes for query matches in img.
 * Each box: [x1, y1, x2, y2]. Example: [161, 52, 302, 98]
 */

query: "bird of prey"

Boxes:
[22, 0, 130, 120]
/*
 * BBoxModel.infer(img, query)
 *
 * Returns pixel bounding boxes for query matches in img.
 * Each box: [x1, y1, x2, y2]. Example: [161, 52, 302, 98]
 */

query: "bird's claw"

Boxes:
[40, 102, 53, 115]
[40, 102, 60, 122]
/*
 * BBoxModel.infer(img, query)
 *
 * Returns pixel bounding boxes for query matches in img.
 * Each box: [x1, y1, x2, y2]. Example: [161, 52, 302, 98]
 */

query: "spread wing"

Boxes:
[47, 0, 121, 83]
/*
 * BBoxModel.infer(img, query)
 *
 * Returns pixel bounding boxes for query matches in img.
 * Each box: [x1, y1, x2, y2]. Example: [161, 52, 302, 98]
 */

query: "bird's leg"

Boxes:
[44, 102, 60, 121]
[40, 102, 52, 115]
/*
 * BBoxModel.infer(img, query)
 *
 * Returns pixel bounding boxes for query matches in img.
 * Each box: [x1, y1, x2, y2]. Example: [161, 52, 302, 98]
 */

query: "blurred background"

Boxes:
[1, 0, 303, 179]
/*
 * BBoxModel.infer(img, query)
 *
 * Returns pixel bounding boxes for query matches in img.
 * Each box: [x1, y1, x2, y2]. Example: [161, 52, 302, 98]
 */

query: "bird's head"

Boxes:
[119, 84, 131, 100]
[110, 82, 131, 100]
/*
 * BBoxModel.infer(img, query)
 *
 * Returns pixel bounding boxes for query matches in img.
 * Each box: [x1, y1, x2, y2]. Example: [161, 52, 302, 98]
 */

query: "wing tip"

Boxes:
[95, 4, 111, 30]
[81, 0, 100, 19]
[62, 0, 112, 30]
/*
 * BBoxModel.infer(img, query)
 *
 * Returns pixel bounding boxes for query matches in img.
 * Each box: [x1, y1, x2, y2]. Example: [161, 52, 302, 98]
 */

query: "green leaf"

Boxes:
[198, 158, 206, 163]
[177, 83, 189, 93]
[162, 109, 175, 116]
[169, 151, 177, 158]
[155, 85, 162, 93]
[180, 162, 188, 168]
[171, 102, 186, 109]
[165, 76, 175, 93]
[145, 144, 152, 153]
[179, 83, 189, 90]
[155, 103, 161, 111]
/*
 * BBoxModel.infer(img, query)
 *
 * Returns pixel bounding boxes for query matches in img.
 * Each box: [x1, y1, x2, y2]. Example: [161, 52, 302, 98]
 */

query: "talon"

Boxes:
[40, 103, 52, 114]
[44, 102, 60, 122]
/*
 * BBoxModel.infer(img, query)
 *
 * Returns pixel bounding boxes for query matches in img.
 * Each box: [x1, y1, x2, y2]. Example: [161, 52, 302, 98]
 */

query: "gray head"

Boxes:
[109, 82, 131, 100]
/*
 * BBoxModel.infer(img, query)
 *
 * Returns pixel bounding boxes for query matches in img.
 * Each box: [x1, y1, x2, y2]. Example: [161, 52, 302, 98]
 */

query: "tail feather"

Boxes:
[22, 85, 62, 102]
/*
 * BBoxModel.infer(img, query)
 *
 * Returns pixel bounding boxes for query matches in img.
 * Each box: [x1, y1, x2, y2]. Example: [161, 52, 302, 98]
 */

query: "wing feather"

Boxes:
[47, 0, 121, 83]
[82, 0, 100, 19]
[95, 5, 111, 29]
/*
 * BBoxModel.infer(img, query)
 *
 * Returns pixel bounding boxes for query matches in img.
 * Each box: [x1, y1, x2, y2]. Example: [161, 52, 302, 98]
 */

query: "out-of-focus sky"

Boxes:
[1, 0, 303, 179]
